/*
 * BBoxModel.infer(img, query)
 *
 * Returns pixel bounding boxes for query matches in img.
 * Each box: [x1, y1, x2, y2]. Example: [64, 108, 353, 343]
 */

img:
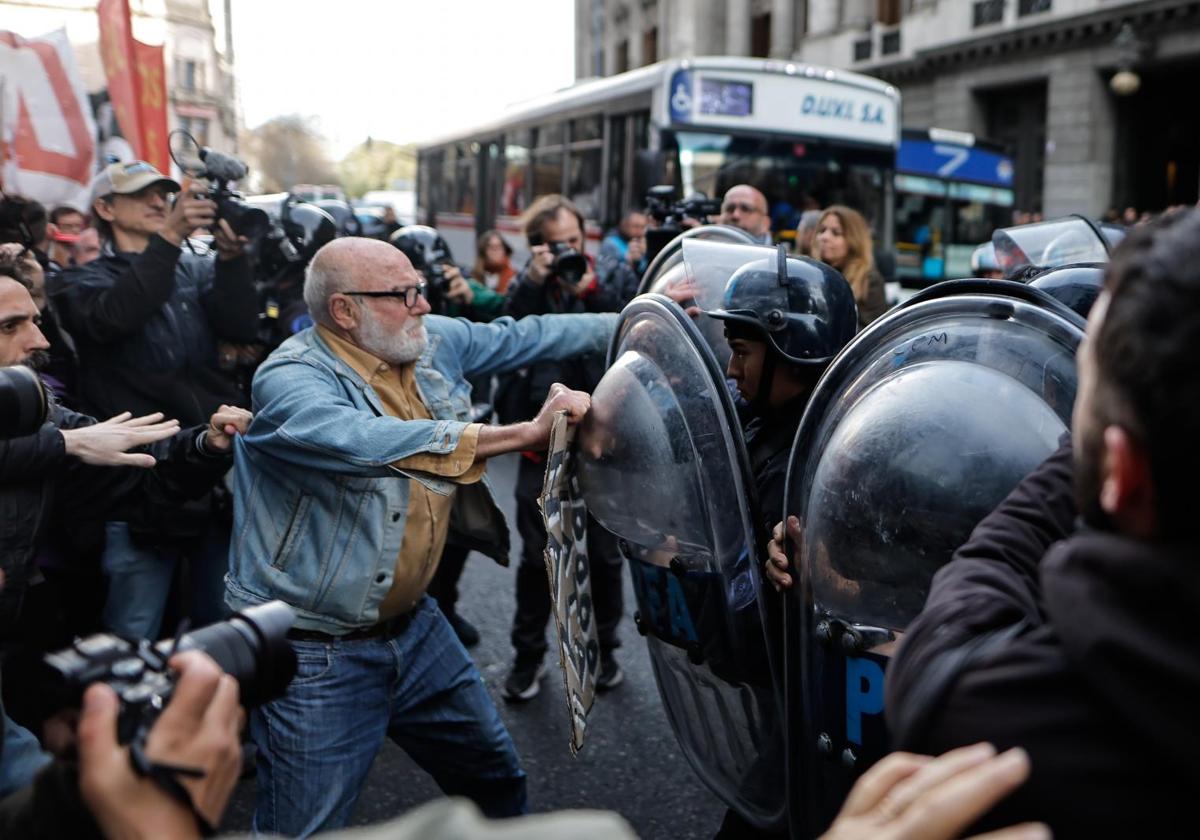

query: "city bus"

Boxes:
[415, 57, 900, 264]
[894, 127, 1015, 286]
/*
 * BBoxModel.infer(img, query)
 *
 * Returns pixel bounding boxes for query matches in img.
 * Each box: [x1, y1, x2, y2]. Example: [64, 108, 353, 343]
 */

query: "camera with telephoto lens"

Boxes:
[169, 130, 270, 241]
[528, 233, 588, 286]
[643, 184, 722, 263]
[43, 601, 297, 744]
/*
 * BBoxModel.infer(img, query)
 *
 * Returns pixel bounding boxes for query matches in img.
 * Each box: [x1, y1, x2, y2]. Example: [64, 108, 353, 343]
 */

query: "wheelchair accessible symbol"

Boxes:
[669, 69, 694, 123]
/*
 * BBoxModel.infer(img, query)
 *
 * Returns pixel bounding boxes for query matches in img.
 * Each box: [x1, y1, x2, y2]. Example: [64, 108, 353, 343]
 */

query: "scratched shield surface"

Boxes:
[540, 413, 600, 754]
[779, 281, 1084, 834]
[575, 294, 786, 831]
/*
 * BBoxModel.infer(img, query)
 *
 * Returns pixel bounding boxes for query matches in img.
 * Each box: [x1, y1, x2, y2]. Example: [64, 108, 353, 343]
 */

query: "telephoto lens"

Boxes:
[43, 601, 298, 742]
[0, 366, 48, 440]
[549, 242, 589, 286]
[171, 601, 298, 706]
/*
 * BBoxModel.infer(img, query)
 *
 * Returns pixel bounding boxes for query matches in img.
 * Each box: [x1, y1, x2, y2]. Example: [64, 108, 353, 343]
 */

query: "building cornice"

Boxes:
[863, 0, 1200, 83]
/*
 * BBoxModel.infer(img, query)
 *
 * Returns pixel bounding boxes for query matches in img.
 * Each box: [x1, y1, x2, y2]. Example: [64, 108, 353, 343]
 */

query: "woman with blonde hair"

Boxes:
[813, 205, 888, 327]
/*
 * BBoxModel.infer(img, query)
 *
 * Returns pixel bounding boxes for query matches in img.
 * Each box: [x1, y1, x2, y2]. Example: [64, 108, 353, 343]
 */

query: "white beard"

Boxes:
[357, 310, 428, 365]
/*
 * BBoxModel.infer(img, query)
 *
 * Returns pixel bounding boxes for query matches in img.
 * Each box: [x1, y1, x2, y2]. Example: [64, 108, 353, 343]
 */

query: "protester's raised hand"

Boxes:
[819, 743, 1047, 840]
[60, 412, 180, 467]
[77, 651, 244, 840]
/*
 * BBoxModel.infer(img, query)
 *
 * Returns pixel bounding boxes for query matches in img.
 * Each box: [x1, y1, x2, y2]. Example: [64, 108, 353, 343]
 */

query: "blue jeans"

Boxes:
[102, 521, 230, 640]
[0, 709, 51, 798]
[250, 596, 527, 838]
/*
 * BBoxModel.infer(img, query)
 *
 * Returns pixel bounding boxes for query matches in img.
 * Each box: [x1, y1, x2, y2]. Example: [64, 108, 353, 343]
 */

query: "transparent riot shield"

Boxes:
[992, 215, 1119, 278]
[576, 294, 787, 830]
[781, 280, 1085, 835]
[638, 224, 758, 296]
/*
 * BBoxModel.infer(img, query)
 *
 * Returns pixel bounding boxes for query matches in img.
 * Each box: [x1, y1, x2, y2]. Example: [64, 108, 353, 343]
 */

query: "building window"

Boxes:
[1018, 0, 1051, 16]
[881, 30, 901, 55]
[854, 39, 873, 61]
[751, 13, 771, 57]
[615, 40, 629, 74]
[178, 59, 204, 92]
[643, 26, 658, 65]
[973, 0, 1005, 27]
[877, 0, 901, 26]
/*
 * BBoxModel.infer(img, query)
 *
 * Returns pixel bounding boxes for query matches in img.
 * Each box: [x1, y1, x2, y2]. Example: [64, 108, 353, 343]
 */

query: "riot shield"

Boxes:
[781, 280, 1085, 835]
[637, 224, 758, 296]
[992, 215, 1120, 278]
[576, 294, 787, 830]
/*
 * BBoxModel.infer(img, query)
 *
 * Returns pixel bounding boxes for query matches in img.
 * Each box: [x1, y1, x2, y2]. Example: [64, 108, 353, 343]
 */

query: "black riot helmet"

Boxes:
[388, 225, 453, 274]
[313, 199, 363, 237]
[705, 245, 858, 366]
[1025, 262, 1105, 320]
[259, 199, 337, 280]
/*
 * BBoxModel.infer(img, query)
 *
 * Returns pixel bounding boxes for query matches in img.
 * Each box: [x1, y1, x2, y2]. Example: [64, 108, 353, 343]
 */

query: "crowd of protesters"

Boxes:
[2, 159, 1198, 840]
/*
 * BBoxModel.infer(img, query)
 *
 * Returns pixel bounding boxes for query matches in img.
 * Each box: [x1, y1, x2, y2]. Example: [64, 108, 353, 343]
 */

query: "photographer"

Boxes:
[596, 209, 647, 297]
[0, 650, 243, 840]
[49, 160, 259, 641]
[500, 194, 628, 701]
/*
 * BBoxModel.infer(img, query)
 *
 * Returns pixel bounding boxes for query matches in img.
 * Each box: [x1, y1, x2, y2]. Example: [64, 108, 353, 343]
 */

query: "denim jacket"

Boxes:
[225, 311, 617, 633]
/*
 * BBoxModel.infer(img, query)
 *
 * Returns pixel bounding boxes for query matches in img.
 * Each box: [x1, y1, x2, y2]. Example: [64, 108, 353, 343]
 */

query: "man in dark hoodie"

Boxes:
[882, 208, 1200, 838]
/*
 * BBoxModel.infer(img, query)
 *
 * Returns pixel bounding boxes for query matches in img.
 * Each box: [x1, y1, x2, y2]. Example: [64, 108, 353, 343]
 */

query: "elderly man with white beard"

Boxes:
[225, 237, 612, 837]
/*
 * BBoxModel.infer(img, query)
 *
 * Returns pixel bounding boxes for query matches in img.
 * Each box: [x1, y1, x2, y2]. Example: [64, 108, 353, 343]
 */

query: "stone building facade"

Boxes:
[576, 0, 1200, 216]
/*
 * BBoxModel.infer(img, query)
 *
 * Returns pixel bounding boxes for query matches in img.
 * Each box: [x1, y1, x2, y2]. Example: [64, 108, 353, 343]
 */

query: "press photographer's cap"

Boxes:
[90, 160, 181, 202]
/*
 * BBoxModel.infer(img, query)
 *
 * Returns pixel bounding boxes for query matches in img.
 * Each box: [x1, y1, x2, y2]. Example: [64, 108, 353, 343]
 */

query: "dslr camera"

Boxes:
[44, 601, 297, 744]
[528, 232, 589, 286]
[170, 130, 270, 240]
[0, 365, 49, 440]
[643, 185, 722, 263]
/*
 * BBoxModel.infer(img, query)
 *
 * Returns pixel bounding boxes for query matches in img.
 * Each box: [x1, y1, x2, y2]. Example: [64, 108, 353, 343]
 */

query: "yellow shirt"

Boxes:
[318, 326, 485, 618]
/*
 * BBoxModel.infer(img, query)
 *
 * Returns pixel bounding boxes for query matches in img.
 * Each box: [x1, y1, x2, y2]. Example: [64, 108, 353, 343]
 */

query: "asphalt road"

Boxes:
[223, 451, 727, 839]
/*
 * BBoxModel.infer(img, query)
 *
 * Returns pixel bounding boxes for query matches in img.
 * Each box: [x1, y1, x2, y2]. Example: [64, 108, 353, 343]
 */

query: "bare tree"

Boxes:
[241, 115, 339, 193]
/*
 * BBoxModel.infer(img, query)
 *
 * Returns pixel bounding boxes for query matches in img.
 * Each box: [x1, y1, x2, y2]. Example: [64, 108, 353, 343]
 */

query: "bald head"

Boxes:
[304, 237, 417, 327]
[721, 184, 770, 237]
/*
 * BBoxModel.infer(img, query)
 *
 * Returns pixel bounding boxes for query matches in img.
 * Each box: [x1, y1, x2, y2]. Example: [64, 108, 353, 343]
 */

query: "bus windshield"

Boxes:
[670, 131, 893, 245]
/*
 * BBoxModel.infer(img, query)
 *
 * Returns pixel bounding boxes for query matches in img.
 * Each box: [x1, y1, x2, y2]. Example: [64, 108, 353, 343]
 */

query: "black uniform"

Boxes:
[886, 441, 1200, 839]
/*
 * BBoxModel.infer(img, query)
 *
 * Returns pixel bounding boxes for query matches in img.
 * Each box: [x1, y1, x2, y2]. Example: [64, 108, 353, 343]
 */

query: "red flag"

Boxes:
[97, 0, 143, 157]
[132, 41, 169, 173]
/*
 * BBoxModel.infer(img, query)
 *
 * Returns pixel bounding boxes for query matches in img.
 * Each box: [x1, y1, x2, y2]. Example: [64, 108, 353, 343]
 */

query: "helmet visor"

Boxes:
[682, 239, 784, 314]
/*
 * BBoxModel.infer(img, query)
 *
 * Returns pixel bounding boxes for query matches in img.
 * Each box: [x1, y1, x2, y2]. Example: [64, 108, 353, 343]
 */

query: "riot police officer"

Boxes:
[705, 248, 858, 534]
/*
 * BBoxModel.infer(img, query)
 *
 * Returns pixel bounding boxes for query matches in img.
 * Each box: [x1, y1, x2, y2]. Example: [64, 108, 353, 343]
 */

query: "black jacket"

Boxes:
[886, 442, 1200, 838]
[0, 401, 232, 635]
[745, 394, 807, 541]
[50, 235, 258, 426]
[500, 262, 624, 423]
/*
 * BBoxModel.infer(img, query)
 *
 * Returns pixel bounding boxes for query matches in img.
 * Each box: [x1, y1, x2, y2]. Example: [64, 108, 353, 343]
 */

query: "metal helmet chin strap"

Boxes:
[749, 244, 790, 417]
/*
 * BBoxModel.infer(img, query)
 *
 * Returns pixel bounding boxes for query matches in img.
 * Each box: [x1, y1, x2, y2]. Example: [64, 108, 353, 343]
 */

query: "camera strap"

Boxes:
[129, 738, 218, 837]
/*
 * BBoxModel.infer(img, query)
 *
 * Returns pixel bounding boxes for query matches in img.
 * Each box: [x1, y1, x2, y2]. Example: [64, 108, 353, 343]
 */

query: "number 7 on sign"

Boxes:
[933, 143, 970, 178]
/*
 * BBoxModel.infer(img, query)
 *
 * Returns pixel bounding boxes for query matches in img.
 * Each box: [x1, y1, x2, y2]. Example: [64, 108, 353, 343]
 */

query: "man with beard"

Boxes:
[880, 209, 1200, 838]
[225, 237, 615, 837]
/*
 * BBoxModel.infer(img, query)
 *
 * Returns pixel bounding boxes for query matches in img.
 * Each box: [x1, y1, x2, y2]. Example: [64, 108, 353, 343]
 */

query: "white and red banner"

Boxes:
[0, 28, 97, 211]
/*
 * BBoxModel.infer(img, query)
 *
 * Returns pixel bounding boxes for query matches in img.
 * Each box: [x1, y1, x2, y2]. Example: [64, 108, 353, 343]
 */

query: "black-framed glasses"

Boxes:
[343, 280, 427, 308]
[722, 201, 761, 215]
